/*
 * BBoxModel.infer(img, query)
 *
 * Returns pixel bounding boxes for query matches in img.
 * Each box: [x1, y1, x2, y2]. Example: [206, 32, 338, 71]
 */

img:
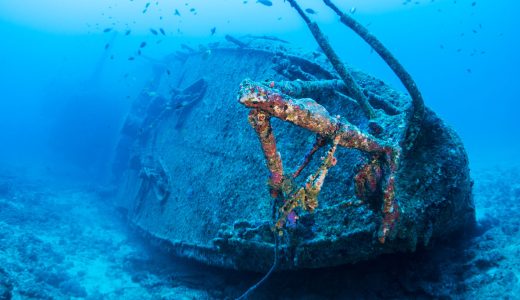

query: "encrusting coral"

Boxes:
[239, 80, 401, 243]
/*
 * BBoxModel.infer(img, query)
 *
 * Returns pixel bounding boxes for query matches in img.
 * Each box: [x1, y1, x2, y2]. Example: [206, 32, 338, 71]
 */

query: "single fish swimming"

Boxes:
[257, 0, 272, 6]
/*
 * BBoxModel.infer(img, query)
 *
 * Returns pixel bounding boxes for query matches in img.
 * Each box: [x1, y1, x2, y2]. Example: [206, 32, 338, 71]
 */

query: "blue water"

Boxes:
[0, 0, 518, 180]
[0, 0, 518, 298]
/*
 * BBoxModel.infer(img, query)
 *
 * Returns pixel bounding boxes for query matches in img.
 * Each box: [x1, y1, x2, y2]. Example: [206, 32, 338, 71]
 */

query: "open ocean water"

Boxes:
[0, 0, 518, 299]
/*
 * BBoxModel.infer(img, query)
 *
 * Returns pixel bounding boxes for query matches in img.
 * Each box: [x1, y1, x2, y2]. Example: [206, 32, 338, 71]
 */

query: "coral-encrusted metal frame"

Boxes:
[239, 79, 401, 243]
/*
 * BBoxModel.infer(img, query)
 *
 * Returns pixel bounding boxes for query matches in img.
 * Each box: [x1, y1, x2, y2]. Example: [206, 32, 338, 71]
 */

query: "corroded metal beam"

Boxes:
[239, 79, 401, 243]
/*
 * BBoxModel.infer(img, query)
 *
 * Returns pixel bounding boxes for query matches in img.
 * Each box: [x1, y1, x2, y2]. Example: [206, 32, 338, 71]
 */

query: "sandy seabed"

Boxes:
[0, 164, 519, 299]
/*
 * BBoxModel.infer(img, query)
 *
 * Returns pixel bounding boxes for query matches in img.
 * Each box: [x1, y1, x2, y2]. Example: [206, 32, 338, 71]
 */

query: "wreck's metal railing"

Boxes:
[237, 1, 427, 298]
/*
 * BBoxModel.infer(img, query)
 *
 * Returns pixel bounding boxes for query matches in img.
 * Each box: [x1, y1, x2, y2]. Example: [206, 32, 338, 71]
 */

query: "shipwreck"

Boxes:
[111, 0, 475, 274]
